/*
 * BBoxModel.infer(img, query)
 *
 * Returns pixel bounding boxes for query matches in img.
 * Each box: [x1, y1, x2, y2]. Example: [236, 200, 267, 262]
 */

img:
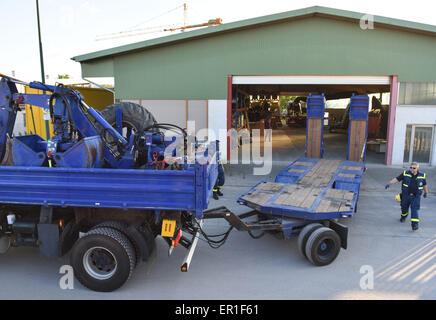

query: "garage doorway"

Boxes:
[229, 75, 392, 165]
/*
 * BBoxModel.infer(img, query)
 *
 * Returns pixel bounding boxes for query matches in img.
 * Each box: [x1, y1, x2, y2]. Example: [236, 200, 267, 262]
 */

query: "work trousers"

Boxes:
[213, 163, 225, 193]
[401, 193, 421, 227]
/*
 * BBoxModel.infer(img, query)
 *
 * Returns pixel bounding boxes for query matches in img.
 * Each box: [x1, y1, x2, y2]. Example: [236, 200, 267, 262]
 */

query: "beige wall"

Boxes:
[122, 99, 208, 132]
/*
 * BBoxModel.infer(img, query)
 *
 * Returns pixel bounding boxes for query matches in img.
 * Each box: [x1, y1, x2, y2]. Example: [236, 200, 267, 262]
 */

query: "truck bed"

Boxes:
[0, 160, 218, 218]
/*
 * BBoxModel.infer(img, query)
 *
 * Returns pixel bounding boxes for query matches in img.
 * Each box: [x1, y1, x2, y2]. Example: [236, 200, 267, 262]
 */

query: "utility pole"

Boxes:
[36, 0, 51, 139]
[36, 0, 45, 83]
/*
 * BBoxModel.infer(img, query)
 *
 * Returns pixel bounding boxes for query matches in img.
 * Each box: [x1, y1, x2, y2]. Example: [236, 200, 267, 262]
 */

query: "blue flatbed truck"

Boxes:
[0, 76, 220, 291]
[0, 76, 366, 292]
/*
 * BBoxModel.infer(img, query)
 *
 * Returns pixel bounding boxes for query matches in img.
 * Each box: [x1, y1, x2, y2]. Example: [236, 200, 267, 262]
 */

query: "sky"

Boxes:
[0, 0, 435, 83]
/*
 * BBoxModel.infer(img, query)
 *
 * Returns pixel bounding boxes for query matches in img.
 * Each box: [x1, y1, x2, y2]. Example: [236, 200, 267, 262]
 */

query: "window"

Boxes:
[403, 125, 434, 164]
[398, 82, 436, 105]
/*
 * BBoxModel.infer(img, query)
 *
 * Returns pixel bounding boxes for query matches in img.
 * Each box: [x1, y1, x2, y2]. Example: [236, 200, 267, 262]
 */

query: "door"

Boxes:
[404, 125, 434, 164]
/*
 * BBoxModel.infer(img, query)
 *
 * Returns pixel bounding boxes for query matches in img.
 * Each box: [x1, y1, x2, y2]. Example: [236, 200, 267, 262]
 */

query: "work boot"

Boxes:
[400, 217, 406, 223]
[412, 225, 419, 231]
[217, 189, 223, 196]
[213, 192, 219, 200]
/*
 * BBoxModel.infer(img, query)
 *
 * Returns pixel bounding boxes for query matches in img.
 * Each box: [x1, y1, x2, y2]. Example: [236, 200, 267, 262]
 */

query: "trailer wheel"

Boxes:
[297, 223, 323, 258]
[70, 227, 136, 292]
[305, 227, 341, 266]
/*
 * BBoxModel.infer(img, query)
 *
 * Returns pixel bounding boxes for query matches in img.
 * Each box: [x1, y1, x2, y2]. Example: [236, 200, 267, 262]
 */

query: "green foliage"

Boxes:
[280, 95, 297, 110]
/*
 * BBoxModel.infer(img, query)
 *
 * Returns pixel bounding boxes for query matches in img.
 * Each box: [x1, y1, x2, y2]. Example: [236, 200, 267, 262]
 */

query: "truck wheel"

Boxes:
[70, 227, 136, 292]
[297, 223, 323, 258]
[305, 227, 341, 266]
[99, 102, 156, 143]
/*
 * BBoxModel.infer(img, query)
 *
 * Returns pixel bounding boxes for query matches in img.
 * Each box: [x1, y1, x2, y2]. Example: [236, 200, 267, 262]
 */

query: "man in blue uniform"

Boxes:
[213, 140, 225, 200]
[213, 162, 225, 200]
[385, 162, 428, 231]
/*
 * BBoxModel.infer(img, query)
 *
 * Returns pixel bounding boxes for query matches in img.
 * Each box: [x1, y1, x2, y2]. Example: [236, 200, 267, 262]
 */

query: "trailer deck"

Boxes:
[237, 157, 364, 220]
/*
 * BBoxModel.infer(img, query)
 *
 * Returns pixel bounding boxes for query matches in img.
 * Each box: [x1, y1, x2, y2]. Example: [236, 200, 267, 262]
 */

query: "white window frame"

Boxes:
[404, 124, 435, 165]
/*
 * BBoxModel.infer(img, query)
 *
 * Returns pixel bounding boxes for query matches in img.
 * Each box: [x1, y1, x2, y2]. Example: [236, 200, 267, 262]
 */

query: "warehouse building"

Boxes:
[72, 6, 436, 166]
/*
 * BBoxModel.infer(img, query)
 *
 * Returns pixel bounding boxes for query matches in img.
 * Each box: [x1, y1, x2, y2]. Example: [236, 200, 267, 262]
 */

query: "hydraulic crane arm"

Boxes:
[0, 76, 128, 164]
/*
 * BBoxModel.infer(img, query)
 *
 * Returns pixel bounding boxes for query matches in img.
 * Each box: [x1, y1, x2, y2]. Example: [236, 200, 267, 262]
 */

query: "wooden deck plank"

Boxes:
[242, 192, 275, 206]
[299, 159, 341, 186]
[254, 182, 285, 192]
[338, 173, 356, 178]
[294, 161, 313, 166]
[339, 203, 352, 212]
[342, 166, 362, 171]
[324, 189, 354, 200]
[273, 185, 321, 208]
[316, 199, 343, 213]
[348, 120, 366, 162]
[315, 200, 331, 213]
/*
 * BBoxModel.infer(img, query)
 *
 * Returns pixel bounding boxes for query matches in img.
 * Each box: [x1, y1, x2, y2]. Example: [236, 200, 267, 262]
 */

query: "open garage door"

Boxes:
[229, 75, 394, 165]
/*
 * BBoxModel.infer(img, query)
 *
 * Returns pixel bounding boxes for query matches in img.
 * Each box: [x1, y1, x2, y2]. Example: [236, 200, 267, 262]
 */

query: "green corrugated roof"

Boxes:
[72, 6, 436, 62]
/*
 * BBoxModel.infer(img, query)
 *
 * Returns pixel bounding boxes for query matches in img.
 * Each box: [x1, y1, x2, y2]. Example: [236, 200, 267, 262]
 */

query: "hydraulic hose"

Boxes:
[144, 123, 187, 137]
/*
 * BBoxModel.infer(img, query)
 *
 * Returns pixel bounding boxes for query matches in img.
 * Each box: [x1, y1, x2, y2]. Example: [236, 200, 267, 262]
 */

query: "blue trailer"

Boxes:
[203, 157, 364, 267]
[202, 94, 369, 267]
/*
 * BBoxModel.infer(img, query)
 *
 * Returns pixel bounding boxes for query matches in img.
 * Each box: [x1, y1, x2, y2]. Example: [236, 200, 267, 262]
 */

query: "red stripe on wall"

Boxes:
[227, 76, 232, 161]
[385, 75, 398, 165]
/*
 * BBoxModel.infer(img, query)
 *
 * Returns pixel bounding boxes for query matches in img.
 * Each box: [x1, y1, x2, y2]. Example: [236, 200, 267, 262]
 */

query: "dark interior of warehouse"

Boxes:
[232, 83, 391, 163]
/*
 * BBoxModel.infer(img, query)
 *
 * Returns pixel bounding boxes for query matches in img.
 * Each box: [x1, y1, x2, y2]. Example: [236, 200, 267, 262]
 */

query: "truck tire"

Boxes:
[99, 102, 157, 143]
[305, 227, 341, 266]
[70, 227, 136, 292]
[297, 223, 323, 259]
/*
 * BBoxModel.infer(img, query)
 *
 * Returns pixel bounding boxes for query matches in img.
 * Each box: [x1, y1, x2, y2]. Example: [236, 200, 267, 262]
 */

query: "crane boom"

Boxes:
[164, 18, 222, 32]
[95, 3, 222, 41]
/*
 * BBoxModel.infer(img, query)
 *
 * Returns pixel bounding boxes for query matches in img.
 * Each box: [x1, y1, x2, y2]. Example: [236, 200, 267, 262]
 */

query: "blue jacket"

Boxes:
[400, 170, 427, 196]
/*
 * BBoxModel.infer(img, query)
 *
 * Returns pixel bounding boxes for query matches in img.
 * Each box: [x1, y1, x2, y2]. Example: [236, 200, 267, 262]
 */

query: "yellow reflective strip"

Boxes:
[418, 187, 423, 189]
[404, 174, 412, 177]
[403, 184, 408, 187]
[411, 219, 420, 222]
[417, 177, 425, 179]
[401, 212, 408, 216]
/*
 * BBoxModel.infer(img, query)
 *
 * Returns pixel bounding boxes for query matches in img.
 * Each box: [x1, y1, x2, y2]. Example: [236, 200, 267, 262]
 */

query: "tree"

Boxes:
[279, 95, 297, 111]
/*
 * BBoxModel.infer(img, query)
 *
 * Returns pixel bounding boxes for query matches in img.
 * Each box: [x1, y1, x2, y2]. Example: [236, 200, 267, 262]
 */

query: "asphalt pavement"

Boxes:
[0, 162, 435, 300]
